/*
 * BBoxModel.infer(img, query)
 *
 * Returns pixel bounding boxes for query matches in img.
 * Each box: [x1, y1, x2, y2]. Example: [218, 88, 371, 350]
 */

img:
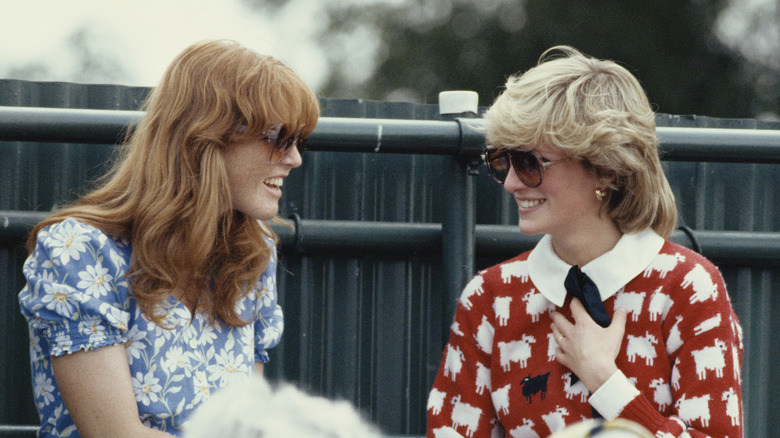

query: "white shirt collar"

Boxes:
[527, 228, 664, 307]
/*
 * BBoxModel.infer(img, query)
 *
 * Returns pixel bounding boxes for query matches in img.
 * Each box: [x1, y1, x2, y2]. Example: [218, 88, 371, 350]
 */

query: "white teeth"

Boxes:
[518, 199, 544, 208]
[264, 177, 283, 188]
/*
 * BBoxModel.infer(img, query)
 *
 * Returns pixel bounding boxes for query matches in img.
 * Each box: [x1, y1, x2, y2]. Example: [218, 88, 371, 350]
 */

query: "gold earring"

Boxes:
[595, 189, 605, 201]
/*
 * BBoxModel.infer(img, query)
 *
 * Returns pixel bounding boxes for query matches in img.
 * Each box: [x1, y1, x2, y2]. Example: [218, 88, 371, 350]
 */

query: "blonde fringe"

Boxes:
[484, 45, 677, 238]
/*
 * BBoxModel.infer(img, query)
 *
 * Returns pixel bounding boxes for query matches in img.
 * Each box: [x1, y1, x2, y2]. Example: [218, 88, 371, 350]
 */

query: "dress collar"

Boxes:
[527, 228, 664, 307]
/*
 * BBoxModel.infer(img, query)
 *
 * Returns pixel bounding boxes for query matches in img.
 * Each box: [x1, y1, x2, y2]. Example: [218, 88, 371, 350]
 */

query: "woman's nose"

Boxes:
[282, 146, 303, 168]
[503, 164, 528, 193]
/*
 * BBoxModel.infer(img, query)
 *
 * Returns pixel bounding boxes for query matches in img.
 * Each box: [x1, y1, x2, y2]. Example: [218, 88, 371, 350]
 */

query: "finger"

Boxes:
[550, 310, 572, 328]
[550, 324, 564, 344]
[610, 306, 628, 334]
[568, 298, 592, 324]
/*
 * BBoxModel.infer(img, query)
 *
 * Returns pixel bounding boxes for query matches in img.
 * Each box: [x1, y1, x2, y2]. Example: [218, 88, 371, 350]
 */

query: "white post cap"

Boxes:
[438, 90, 479, 115]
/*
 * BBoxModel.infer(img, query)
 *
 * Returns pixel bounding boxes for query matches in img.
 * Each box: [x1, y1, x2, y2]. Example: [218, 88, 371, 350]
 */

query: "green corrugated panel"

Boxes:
[1, 80, 779, 437]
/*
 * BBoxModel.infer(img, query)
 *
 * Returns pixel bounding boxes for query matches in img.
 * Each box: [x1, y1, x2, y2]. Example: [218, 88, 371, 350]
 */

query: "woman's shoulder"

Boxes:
[461, 251, 533, 300]
[38, 218, 128, 248]
[31, 217, 131, 271]
[657, 240, 722, 277]
[478, 251, 532, 278]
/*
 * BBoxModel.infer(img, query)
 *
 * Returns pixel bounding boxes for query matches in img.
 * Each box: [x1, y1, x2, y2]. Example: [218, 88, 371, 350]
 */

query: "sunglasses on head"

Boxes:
[483, 148, 569, 187]
[261, 123, 308, 163]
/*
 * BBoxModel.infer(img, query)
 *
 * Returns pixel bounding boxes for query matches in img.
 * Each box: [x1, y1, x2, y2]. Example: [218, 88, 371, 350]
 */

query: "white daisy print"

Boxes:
[77, 262, 113, 299]
[99, 302, 130, 332]
[40, 283, 76, 318]
[259, 275, 276, 307]
[133, 371, 163, 406]
[162, 346, 192, 376]
[50, 332, 73, 356]
[78, 316, 108, 345]
[206, 348, 249, 387]
[125, 326, 148, 365]
[186, 371, 212, 410]
[47, 221, 91, 265]
[34, 373, 56, 407]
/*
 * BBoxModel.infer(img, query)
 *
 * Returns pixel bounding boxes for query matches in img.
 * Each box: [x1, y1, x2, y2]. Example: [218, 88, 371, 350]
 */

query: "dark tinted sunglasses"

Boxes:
[483, 148, 569, 187]
[262, 123, 307, 163]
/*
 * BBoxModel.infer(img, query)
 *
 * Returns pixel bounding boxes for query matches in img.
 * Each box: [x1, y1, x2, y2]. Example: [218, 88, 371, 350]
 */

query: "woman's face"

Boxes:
[222, 137, 302, 221]
[503, 146, 604, 241]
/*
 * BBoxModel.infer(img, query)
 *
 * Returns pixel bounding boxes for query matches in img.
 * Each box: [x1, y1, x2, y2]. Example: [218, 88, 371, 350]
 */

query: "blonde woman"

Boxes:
[427, 46, 743, 437]
[19, 39, 319, 437]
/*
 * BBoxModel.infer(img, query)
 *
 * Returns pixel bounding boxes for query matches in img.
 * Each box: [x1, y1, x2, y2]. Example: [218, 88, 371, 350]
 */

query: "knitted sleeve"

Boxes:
[427, 273, 501, 438]
[620, 254, 744, 437]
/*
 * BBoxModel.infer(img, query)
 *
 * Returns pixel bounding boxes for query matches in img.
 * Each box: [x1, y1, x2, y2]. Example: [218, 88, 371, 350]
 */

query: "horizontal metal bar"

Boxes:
[2, 106, 780, 162]
[0, 424, 39, 435]
[656, 127, 780, 163]
[0, 106, 143, 145]
[3, 211, 778, 267]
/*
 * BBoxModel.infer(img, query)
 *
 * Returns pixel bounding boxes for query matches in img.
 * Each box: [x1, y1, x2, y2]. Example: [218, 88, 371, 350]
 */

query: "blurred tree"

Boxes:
[314, 0, 767, 118]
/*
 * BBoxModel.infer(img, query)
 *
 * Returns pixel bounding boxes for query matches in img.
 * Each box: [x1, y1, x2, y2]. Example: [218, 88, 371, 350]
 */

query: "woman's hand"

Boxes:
[551, 298, 628, 393]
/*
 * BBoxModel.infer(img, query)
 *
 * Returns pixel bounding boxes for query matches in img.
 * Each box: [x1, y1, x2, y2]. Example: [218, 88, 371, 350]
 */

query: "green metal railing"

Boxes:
[2, 105, 780, 437]
[2, 106, 780, 161]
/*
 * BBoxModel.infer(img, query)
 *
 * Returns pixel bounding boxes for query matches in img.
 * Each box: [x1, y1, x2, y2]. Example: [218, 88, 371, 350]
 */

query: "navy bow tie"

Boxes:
[563, 265, 611, 328]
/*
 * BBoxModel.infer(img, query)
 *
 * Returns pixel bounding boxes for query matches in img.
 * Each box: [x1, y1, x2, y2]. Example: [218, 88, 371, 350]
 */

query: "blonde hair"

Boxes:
[484, 46, 677, 238]
[28, 39, 320, 326]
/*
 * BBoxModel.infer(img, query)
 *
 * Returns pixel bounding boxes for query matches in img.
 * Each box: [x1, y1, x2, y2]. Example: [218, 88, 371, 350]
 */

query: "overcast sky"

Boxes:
[0, 0, 338, 91]
[1, 0, 777, 101]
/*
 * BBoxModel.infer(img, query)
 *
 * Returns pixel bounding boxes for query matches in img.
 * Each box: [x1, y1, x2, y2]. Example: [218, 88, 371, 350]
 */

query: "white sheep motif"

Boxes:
[561, 373, 589, 403]
[474, 316, 494, 355]
[427, 388, 446, 416]
[491, 384, 511, 416]
[522, 289, 554, 323]
[671, 366, 681, 391]
[643, 252, 686, 278]
[475, 362, 491, 395]
[675, 393, 711, 428]
[666, 315, 684, 355]
[649, 378, 673, 411]
[450, 321, 464, 337]
[648, 287, 673, 322]
[450, 396, 482, 438]
[498, 335, 536, 371]
[546, 332, 558, 362]
[501, 260, 529, 284]
[493, 296, 513, 326]
[691, 339, 728, 380]
[722, 387, 741, 426]
[682, 264, 718, 304]
[460, 275, 485, 310]
[432, 426, 463, 438]
[509, 418, 540, 438]
[626, 331, 659, 366]
[541, 406, 569, 434]
[444, 345, 465, 381]
[693, 313, 722, 336]
[614, 291, 646, 322]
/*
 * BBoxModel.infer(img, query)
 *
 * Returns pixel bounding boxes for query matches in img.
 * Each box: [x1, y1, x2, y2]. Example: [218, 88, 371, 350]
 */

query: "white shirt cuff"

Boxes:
[589, 370, 640, 420]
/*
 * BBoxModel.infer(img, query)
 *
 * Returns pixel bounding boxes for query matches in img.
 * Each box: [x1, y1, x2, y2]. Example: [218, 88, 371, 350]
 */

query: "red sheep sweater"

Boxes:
[427, 229, 743, 437]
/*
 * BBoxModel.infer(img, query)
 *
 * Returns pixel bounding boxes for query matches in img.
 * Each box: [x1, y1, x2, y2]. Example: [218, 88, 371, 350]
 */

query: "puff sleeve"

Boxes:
[19, 218, 133, 358]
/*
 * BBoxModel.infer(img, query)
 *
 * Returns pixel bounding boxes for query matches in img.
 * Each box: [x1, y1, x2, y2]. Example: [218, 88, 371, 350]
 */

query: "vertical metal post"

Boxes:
[439, 91, 480, 336]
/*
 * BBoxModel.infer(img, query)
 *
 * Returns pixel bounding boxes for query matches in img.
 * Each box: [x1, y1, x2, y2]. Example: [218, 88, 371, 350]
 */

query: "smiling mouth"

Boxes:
[518, 199, 545, 209]
[264, 177, 283, 190]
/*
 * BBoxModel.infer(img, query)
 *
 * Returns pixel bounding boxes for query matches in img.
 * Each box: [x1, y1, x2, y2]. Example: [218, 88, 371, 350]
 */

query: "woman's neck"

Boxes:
[550, 220, 623, 267]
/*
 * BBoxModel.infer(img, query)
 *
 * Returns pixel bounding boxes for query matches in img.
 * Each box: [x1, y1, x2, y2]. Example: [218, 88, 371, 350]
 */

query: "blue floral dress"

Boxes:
[18, 218, 284, 437]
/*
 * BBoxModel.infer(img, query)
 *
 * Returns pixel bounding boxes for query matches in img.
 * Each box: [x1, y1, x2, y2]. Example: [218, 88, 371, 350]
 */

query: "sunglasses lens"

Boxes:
[510, 151, 543, 187]
[485, 149, 510, 184]
[265, 125, 306, 163]
[484, 149, 543, 187]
